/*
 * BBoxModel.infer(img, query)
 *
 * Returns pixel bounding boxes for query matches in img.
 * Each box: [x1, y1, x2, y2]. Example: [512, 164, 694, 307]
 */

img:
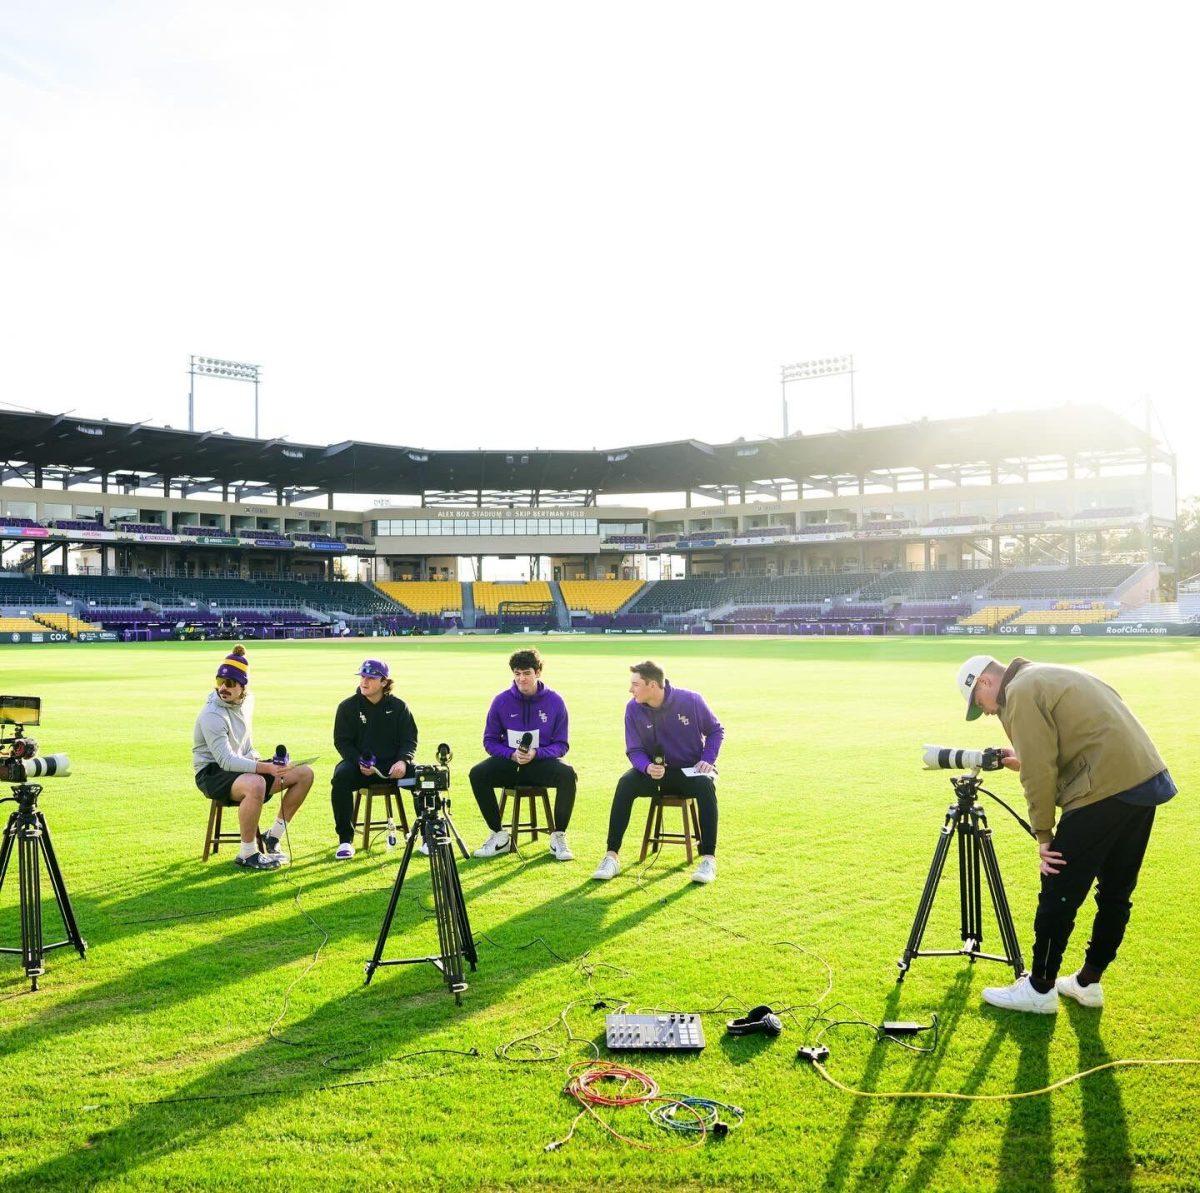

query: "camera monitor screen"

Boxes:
[0, 696, 41, 726]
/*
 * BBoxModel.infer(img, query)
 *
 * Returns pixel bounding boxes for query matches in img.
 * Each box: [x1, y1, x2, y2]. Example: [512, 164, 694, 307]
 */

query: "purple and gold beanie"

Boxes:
[215, 644, 250, 686]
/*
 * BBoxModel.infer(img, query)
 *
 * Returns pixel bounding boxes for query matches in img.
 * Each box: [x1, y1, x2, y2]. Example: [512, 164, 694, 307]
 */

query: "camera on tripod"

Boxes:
[412, 743, 453, 794]
[922, 745, 1005, 773]
[1, 696, 71, 783]
[0, 695, 86, 989]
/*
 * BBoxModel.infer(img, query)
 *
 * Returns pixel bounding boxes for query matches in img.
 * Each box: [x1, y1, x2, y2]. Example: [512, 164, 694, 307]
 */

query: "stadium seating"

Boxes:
[375, 581, 461, 614]
[34, 612, 101, 635]
[112, 522, 171, 534]
[857, 569, 998, 599]
[559, 580, 644, 614]
[927, 515, 988, 527]
[473, 581, 552, 614]
[1112, 595, 1200, 624]
[0, 617, 48, 633]
[0, 516, 42, 528]
[0, 576, 59, 604]
[633, 574, 874, 615]
[266, 581, 402, 614]
[957, 605, 1022, 629]
[46, 576, 150, 606]
[1010, 608, 1118, 626]
[987, 566, 1137, 599]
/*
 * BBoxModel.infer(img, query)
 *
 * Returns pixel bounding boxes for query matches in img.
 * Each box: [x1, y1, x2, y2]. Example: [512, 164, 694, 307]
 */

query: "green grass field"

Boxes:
[0, 636, 1197, 1191]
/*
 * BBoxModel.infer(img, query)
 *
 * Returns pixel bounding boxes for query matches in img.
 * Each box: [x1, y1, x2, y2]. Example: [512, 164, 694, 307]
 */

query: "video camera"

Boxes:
[412, 743, 453, 796]
[0, 696, 71, 783]
[922, 745, 1006, 773]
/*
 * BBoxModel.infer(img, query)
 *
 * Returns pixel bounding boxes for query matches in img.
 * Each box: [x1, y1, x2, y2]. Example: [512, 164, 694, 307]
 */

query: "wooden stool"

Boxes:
[497, 786, 555, 852]
[639, 795, 702, 863]
[352, 782, 411, 852]
[202, 800, 264, 860]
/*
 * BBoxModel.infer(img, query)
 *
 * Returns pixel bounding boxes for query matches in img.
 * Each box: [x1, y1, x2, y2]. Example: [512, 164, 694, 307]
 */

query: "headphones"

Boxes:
[725, 1005, 783, 1038]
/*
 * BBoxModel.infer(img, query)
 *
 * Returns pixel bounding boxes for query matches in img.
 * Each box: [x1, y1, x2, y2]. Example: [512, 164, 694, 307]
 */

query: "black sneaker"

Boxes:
[235, 851, 282, 870]
[262, 833, 289, 862]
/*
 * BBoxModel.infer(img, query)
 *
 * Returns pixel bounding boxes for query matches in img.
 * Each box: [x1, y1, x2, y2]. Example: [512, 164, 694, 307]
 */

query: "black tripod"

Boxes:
[365, 787, 477, 1003]
[897, 772, 1027, 982]
[0, 784, 87, 990]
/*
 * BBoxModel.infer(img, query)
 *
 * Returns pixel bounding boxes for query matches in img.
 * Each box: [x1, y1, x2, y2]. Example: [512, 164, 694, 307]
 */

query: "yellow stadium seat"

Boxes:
[559, 580, 644, 614]
[472, 582, 552, 614]
[956, 605, 1022, 629]
[374, 581, 463, 614]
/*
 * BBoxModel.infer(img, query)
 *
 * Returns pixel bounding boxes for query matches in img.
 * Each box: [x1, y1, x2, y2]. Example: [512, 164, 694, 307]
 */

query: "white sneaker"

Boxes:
[473, 830, 511, 858]
[548, 831, 574, 861]
[334, 842, 356, 860]
[416, 839, 431, 856]
[1056, 972, 1104, 1008]
[592, 855, 620, 881]
[691, 856, 717, 884]
[981, 975, 1059, 1014]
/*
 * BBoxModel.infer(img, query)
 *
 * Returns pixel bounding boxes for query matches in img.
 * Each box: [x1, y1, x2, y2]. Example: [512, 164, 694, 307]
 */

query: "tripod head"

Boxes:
[2, 782, 44, 815]
[944, 771, 1035, 840]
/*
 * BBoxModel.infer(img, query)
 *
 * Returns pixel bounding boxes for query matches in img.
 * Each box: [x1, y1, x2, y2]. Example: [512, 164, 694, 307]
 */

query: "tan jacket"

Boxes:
[997, 658, 1166, 842]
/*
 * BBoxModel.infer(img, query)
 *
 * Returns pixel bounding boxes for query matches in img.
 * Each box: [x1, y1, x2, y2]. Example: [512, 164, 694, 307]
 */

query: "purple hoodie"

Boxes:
[624, 681, 724, 773]
[483, 680, 570, 760]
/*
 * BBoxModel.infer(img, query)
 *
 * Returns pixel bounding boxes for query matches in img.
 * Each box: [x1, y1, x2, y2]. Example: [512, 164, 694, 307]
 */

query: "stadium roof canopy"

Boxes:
[0, 404, 1164, 499]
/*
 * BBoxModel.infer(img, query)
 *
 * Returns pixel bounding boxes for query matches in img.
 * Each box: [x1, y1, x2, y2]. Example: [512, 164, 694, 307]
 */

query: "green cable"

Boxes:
[648, 1096, 745, 1136]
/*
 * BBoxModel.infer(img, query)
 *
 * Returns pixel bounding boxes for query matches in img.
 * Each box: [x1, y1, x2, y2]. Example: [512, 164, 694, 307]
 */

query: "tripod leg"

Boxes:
[429, 833, 465, 999]
[19, 828, 44, 990]
[364, 830, 417, 985]
[35, 813, 86, 957]
[977, 822, 1026, 978]
[898, 808, 958, 981]
[443, 835, 477, 970]
[0, 814, 15, 895]
[442, 809, 471, 859]
[959, 816, 982, 956]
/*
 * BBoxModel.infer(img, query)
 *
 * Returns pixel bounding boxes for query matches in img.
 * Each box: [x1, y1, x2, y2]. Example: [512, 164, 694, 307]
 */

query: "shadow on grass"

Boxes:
[0, 859, 709, 1188]
[0, 838, 551, 1062]
[1064, 1004, 1132, 1193]
[820, 969, 973, 1192]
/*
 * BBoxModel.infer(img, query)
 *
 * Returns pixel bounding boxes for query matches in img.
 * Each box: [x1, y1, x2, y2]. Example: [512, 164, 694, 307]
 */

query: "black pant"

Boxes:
[1030, 797, 1156, 985]
[468, 755, 577, 833]
[606, 767, 718, 856]
[331, 757, 413, 844]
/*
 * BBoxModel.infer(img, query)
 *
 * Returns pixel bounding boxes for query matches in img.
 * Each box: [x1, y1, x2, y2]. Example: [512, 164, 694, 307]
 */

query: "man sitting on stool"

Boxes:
[193, 644, 314, 870]
[469, 648, 577, 861]
[593, 660, 724, 885]
[331, 659, 418, 860]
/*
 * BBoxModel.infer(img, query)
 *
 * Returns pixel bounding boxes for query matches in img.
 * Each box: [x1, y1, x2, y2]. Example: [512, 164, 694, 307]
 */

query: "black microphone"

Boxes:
[517, 731, 533, 761]
[274, 743, 288, 766]
[652, 753, 664, 786]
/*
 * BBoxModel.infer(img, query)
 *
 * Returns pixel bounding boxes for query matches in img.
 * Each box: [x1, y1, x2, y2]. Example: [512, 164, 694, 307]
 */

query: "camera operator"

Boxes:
[469, 648, 577, 861]
[592, 661, 724, 885]
[957, 654, 1176, 1014]
[192, 645, 314, 870]
[330, 659, 418, 860]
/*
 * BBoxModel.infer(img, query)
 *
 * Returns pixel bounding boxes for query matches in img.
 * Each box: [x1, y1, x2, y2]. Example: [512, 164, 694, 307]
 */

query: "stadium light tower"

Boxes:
[780, 355, 856, 436]
[188, 355, 262, 437]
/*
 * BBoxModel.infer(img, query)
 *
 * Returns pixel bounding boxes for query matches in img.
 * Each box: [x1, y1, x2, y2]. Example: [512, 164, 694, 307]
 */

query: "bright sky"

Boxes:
[3, 2, 1197, 498]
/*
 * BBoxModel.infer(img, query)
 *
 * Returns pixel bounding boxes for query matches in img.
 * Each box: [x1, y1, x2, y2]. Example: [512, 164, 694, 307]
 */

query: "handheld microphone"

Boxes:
[274, 743, 289, 767]
[652, 753, 664, 785]
[518, 732, 533, 751]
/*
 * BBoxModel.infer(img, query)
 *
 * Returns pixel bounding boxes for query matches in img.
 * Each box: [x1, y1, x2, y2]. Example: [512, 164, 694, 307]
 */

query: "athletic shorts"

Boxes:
[195, 763, 278, 804]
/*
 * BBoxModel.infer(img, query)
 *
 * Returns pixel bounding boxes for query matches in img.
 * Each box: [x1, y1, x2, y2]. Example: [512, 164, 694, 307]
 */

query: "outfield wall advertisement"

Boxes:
[946, 622, 1198, 637]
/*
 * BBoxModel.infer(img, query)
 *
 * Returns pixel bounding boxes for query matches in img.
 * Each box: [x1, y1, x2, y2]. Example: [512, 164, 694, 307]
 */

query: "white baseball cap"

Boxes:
[956, 655, 1000, 721]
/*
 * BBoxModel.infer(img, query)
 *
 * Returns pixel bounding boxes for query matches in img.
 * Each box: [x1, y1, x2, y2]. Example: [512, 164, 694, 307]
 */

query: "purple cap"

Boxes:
[356, 659, 389, 679]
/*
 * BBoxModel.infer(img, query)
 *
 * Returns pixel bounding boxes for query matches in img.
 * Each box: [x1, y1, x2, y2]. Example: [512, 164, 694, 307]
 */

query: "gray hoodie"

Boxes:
[193, 689, 262, 774]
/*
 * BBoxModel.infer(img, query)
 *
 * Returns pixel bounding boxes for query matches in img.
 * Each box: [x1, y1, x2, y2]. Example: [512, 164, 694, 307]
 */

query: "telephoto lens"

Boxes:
[922, 746, 986, 772]
[20, 753, 71, 779]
